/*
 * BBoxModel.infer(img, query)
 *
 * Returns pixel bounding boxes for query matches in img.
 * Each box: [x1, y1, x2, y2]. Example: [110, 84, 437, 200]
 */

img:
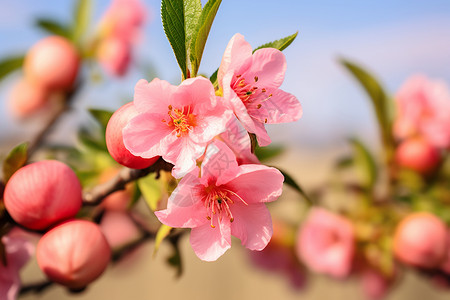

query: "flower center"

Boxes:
[163, 105, 197, 137]
[231, 74, 273, 123]
[203, 186, 248, 228]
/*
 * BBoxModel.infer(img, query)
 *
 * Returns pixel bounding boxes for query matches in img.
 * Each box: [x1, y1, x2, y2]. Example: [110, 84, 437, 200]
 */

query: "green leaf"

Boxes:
[210, 68, 218, 88]
[36, 18, 71, 38]
[350, 138, 378, 190]
[335, 156, 354, 170]
[72, 0, 92, 45]
[253, 31, 298, 53]
[161, 0, 187, 79]
[78, 128, 106, 152]
[137, 173, 162, 211]
[167, 236, 183, 277]
[254, 145, 284, 162]
[153, 224, 172, 256]
[184, 0, 202, 58]
[277, 167, 313, 205]
[0, 56, 24, 83]
[2, 143, 28, 183]
[88, 108, 113, 133]
[340, 59, 394, 156]
[189, 0, 222, 77]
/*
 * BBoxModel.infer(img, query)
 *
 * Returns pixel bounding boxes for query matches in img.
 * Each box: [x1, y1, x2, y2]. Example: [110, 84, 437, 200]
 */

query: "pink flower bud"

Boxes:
[106, 102, 159, 169]
[394, 212, 447, 268]
[8, 78, 49, 118]
[296, 208, 355, 278]
[360, 268, 393, 300]
[96, 37, 131, 76]
[24, 36, 80, 91]
[395, 138, 441, 174]
[100, 211, 141, 249]
[4, 160, 82, 230]
[36, 220, 111, 289]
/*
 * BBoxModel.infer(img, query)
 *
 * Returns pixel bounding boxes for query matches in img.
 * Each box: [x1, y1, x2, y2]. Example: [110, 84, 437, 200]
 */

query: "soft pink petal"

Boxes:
[133, 78, 176, 114]
[250, 89, 302, 124]
[243, 48, 286, 89]
[190, 219, 231, 261]
[230, 203, 272, 250]
[190, 102, 232, 144]
[100, 211, 141, 248]
[123, 112, 174, 158]
[201, 141, 239, 183]
[219, 117, 259, 165]
[174, 77, 217, 111]
[165, 138, 206, 178]
[253, 121, 272, 147]
[155, 168, 208, 228]
[224, 164, 284, 203]
[218, 33, 252, 87]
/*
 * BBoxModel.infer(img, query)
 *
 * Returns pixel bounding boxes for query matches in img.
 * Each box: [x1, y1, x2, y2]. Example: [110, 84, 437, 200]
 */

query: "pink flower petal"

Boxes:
[165, 138, 206, 178]
[231, 202, 272, 250]
[225, 164, 284, 203]
[251, 89, 302, 124]
[218, 33, 252, 86]
[190, 219, 231, 262]
[133, 78, 176, 114]
[155, 168, 208, 228]
[201, 140, 239, 184]
[244, 48, 286, 89]
[123, 112, 174, 158]
[175, 77, 217, 111]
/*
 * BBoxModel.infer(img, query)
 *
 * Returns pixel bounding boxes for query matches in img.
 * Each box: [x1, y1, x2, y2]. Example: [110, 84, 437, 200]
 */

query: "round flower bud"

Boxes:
[24, 36, 80, 91]
[393, 212, 447, 268]
[106, 102, 159, 169]
[4, 160, 82, 230]
[8, 78, 49, 118]
[97, 37, 131, 76]
[395, 138, 441, 174]
[36, 220, 111, 289]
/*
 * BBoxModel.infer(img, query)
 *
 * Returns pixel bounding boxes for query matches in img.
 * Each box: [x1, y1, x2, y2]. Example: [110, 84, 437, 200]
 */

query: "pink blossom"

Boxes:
[218, 33, 302, 146]
[296, 208, 355, 278]
[393, 75, 450, 148]
[155, 140, 284, 261]
[0, 228, 35, 300]
[394, 137, 441, 174]
[100, 211, 141, 249]
[97, 37, 131, 76]
[123, 77, 232, 178]
[360, 268, 393, 300]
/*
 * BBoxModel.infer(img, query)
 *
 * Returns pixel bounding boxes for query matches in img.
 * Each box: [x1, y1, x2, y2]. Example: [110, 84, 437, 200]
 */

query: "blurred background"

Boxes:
[1, 0, 450, 299]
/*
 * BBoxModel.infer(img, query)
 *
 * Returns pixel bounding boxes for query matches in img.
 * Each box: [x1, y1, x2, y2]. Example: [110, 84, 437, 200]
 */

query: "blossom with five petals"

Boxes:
[155, 140, 284, 261]
[123, 77, 232, 178]
[218, 33, 302, 146]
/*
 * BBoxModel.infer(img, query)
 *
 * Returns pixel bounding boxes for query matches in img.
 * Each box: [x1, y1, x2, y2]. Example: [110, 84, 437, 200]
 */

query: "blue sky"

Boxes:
[1, 0, 450, 149]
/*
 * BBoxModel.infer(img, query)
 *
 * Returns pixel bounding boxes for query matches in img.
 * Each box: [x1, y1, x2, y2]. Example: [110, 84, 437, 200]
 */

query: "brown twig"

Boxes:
[83, 158, 173, 206]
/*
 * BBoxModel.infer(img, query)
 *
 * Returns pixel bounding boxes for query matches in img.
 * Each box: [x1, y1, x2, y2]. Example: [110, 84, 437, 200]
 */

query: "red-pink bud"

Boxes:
[8, 78, 49, 118]
[24, 36, 80, 91]
[96, 37, 131, 76]
[36, 220, 111, 289]
[394, 212, 447, 268]
[395, 138, 441, 174]
[4, 160, 82, 230]
[106, 102, 159, 169]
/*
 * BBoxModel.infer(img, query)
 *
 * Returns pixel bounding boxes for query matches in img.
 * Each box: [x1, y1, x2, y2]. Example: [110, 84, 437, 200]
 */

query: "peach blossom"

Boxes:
[24, 36, 80, 91]
[218, 33, 302, 146]
[8, 78, 49, 118]
[155, 141, 284, 261]
[393, 212, 447, 268]
[296, 208, 355, 278]
[395, 137, 441, 174]
[393, 75, 450, 148]
[36, 220, 111, 289]
[106, 102, 159, 169]
[96, 36, 131, 76]
[4, 160, 82, 230]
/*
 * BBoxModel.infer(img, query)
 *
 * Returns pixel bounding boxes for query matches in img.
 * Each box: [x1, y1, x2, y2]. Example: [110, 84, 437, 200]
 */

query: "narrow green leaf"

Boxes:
[340, 59, 394, 155]
[88, 108, 113, 133]
[2, 143, 28, 183]
[153, 224, 172, 256]
[0, 56, 24, 83]
[72, 0, 92, 45]
[189, 0, 222, 76]
[335, 156, 354, 170]
[161, 0, 187, 79]
[350, 138, 378, 190]
[277, 167, 313, 205]
[254, 145, 284, 162]
[184, 0, 202, 58]
[137, 173, 162, 211]
[210, 68, 218, 88]
[36, 18, 71, 38]
[78, 129, 106, 152]
[253, 31, 298, 53]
